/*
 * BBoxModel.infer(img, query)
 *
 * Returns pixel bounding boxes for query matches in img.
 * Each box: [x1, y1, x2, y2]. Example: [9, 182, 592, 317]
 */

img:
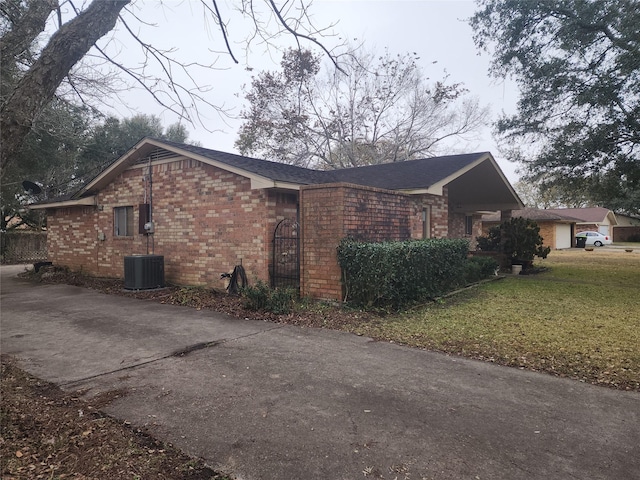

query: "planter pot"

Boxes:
[511, 264, 522, 275]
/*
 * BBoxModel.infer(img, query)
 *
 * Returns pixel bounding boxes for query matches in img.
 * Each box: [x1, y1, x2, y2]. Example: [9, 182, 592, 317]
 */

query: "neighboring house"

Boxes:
[544, 207, 618, 236]
[30, 138, 523, 301]
[615, 214, 640, 227]
[482, 208, 580, 250]
[613, 213, 640, 242]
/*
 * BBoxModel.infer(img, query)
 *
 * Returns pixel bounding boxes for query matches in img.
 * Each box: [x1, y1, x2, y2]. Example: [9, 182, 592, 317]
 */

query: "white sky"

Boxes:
[99, 0, 521, 180]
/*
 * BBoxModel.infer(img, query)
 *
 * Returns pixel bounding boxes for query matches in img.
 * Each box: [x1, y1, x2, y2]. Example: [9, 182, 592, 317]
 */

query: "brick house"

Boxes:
[31, 138, 523, 300]
[544, 207, 618, 237]
[482, 208, 581, 250]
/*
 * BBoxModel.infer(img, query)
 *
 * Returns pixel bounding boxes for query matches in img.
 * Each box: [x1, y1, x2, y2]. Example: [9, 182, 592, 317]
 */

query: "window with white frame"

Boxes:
[114, 206, 134, 237]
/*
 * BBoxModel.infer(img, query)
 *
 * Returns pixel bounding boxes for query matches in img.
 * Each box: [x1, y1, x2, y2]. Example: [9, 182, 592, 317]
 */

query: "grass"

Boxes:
[344, 249, 640, 390]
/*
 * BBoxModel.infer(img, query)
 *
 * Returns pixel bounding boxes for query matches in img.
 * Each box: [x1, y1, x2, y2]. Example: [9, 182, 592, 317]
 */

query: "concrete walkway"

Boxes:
[2, 264, 639, 480]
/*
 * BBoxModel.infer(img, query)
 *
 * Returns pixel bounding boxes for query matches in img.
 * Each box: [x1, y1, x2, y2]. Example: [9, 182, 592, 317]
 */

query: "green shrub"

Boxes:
[268, 288, 297, 315]
[463, 256, 499, 283]
[337, 238, 470, 309]
[463, 259, 482, 284]
[477, 217, 550, 266]
[242, 281, 296, 315]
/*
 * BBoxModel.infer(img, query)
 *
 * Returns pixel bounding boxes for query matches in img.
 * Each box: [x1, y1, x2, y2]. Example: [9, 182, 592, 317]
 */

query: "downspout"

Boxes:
[145, 156, 154, 255]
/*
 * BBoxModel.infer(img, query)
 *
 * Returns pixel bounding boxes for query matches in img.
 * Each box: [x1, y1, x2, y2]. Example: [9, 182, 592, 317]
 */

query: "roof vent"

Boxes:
[132, 148, 178, 165]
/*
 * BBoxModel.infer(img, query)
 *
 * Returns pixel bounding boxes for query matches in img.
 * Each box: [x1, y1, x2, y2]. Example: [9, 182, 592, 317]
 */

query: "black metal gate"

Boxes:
[271, 218, 300, 290]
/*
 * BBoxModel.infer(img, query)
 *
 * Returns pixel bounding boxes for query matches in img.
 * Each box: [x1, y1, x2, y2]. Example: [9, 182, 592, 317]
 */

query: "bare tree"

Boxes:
[0, 0, 342, 178]
[236, 48, 489, 168]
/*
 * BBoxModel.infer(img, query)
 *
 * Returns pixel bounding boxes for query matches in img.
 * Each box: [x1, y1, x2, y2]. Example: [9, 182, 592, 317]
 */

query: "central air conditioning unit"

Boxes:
[124, 255, 165, 290]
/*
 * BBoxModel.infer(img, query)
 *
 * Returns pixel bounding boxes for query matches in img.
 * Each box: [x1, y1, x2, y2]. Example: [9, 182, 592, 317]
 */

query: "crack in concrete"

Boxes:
[59, 324, 286, 388]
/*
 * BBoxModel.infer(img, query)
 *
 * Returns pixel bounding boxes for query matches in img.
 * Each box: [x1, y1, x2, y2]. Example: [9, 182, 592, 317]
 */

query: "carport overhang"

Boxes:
[402, 153, 523, 212]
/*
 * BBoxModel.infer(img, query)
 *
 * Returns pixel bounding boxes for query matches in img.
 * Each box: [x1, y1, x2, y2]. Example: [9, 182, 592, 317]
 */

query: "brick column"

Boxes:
[299, 184, 346, 301]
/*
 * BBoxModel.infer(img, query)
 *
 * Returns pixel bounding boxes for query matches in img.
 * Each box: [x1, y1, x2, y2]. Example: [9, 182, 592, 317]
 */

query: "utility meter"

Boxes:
[144, 221, 155, 234]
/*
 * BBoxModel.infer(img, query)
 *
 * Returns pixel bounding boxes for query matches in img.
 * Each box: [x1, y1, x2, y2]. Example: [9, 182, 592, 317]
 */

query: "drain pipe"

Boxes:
[144, 156, 155, 254]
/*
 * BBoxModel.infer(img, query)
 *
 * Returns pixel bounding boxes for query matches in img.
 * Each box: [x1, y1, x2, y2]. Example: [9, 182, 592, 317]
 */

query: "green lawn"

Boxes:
[345, 249, 640, 390]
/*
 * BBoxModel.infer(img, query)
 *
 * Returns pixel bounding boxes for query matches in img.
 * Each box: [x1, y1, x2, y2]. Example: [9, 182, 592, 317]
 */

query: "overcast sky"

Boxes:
[104, 0, 521, 180]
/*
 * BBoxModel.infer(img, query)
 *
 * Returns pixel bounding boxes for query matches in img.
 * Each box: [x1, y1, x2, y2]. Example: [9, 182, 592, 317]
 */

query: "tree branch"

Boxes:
[266, 0, 345, 74]
[211, 0, 239, 64]
[1, 0, 130, 178]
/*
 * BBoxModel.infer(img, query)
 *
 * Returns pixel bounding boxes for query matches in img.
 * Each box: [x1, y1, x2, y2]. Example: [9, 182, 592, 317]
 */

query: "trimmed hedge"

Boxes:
[337, 238, 470, 309]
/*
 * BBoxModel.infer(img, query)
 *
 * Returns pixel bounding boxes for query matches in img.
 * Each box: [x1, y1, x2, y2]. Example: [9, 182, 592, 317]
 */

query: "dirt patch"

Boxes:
[0, 357, 228, 479]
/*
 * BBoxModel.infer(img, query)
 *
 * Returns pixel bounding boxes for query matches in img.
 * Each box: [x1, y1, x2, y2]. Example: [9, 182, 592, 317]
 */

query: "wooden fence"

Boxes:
[613, 226, 640, 242]
[0, 231, 47, 264]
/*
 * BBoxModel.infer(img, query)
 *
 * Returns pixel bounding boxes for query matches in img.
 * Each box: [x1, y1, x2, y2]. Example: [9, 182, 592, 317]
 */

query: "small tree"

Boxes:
[477, 217, 550, 269]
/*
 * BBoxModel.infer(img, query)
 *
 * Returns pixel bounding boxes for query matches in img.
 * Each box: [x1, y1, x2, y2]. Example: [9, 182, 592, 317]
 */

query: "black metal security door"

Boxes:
[271, 218, 300, 290]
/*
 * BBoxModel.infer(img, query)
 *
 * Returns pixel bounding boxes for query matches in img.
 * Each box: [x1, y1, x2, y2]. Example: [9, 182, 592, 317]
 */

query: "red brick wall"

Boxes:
[408, 189, 449, 240]
[299, 184, 346, 300]
[47, 206, 98, 272]
[299, 183, 450, 301]
[574, 224, 599, 234]
[47, 158, 285, 286]
[448, 211, 481, 248]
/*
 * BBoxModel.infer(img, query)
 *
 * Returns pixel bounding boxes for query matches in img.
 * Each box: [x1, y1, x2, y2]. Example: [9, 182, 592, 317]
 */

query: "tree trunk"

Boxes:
[0, 0, 130, 179]
[0, 0, 58, 63]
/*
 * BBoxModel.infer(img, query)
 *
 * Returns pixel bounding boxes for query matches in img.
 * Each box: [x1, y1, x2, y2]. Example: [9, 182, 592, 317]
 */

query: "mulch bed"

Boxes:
[25, 266, 379, 329]
[0, 357, 227, 479]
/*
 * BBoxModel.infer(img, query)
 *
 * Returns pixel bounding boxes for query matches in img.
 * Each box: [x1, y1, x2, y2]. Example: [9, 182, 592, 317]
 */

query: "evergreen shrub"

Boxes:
[337, 238, 470, 309]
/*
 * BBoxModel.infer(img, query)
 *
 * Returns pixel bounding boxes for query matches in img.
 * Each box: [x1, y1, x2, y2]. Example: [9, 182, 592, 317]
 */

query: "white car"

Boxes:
[576, 231, 612, 247]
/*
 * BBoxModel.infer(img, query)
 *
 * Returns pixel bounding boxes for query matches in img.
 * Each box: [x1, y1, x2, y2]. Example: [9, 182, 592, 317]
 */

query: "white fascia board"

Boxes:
[122, 155, 299, 191]
[249, 177, 301, 190]
[398, 187, 443, 195]
[78, 137, 162, 197]
[78, 137, 305, 196]
[177, 152, 302, 191]
[402, 153, 521, 200]
[29, 196, 96, 210]
[422, 153, 492, 196]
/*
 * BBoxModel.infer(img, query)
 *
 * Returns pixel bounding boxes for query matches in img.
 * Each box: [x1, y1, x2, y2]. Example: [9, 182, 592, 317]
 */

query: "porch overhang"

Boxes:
[445, 154, 523, 213]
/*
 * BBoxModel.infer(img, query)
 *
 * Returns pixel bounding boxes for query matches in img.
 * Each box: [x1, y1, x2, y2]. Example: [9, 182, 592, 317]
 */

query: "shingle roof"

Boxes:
[543, 207, 613, 223]
[158, 140, 328, 185]
[160, 139, 486, 190]
[30, 138, 502, 209]
[328, 153, 487, 189]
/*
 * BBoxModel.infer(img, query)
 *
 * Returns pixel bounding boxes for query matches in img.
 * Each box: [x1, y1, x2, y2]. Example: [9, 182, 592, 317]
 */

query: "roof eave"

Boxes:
[29, 196, 97, 210]
[81, 138, 305, 195]
[250, 177, 301, 190]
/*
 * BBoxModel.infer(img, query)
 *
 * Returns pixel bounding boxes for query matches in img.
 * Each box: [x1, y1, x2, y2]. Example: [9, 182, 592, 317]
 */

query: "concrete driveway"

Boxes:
[2, 264, 639, 480]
